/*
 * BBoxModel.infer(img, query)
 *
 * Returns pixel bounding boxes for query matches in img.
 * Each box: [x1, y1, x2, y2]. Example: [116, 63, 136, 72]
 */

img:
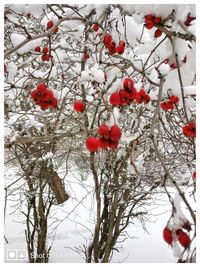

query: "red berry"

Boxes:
[154, 29, 162, 38]
[53, 27, 59, 33]
[182, 221, 192, 232]
[35, 46, 41, 52]
[74, 101, 85, 112]
[99, 138, 109, 149]
[98, 124, 110, 138]
[119, 89, 130, 105]
[116, 45, 125, 54]
[4, 63, 7, 73]
[169, 95, 179, 104]
[109, 125, 122, 141]
[116, 41, 126, 54]
[192, 171, 196, 180]
[42, 89, 54, 101]
[144, 94, 151, 104]
[183, 121, 196, 138]
[166, 101, 174, 110]
[31, 90, 38, 100]
[36, 82, 47, 95]
[119, 41, 126, 48]
[108, 140, 118, 149]
[83, 52, 90, 60]
[123, 78, 134, 90]
[154, 16, 162, 24]
[86, 137, 100, 153]
[163, 227, 173, 245]
[42, 47, 49, 54]
[136, 89, 150, 104]
[25, 13, 31, 19]
[108, 41, 116, 55]
[39, 101, 49, 110]
[92, 23, 99, 32]
[110, 92, 121, 106]
[170, 63, 177, 69]
[41, 54, 50, 61]
[47, 20, 54, 29]
[184, 15, 196, 26]
[103, 34, 112, 47]
[145, 14, 154, 22]
[136, 90, 144, 104]
[182, 55, 187, 63]
[146, 20, 155, 29]
[160, 101, 174, 111]
[176, 229, 182, 236]
[178, 231, 191, 248]
[129, 87, 137, 100]
[163, 58, 169, 64]
[49, 97, 58, 108]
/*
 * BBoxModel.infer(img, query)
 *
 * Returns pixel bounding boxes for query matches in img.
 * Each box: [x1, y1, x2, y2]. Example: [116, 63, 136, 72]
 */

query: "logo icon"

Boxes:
[7, 250, 27, 261]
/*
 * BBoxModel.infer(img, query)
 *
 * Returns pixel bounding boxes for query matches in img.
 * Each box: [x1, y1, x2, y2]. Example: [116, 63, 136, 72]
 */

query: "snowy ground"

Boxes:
[4, 209, 176, 263]
[4, 170, 180, 263]
[5, 220, 176, 263]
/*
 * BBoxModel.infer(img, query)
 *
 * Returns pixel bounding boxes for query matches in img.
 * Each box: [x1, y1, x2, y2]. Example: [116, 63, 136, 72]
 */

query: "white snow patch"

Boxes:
[159, 63, 171, 76]
[7, 62, 17, 83]
[10, 33, 44, 54]
[184, 86, 196, 96]
[42, 152, 54, 160]
[90, 64, 105, 84]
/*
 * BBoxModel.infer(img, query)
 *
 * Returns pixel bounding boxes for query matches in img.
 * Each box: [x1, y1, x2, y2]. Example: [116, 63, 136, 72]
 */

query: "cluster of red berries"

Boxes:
[41, 47, 51, 61]
[74, 101, 85, 112]
[160, 95, 179, 111]
[163, 56, 187, 70]
[145, 14, 163, 38]
[110, 78, 137, 106]
[184, 14, 196, 26]
[135, 89, 151, 104]
[163, 58, 177, 69]
[31, 82, 58, 110]
[92, 24, 125, 54]
[163, 222, 191, 248]
[34, 46, 52, 61]
[98, 124, 122, 149]
[46, 20, 58, 33]
[103, 34, 126, 55]
[182, 121, 196, 138]
[85, 124, 122, 152]
[110, 78, 150, 106]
